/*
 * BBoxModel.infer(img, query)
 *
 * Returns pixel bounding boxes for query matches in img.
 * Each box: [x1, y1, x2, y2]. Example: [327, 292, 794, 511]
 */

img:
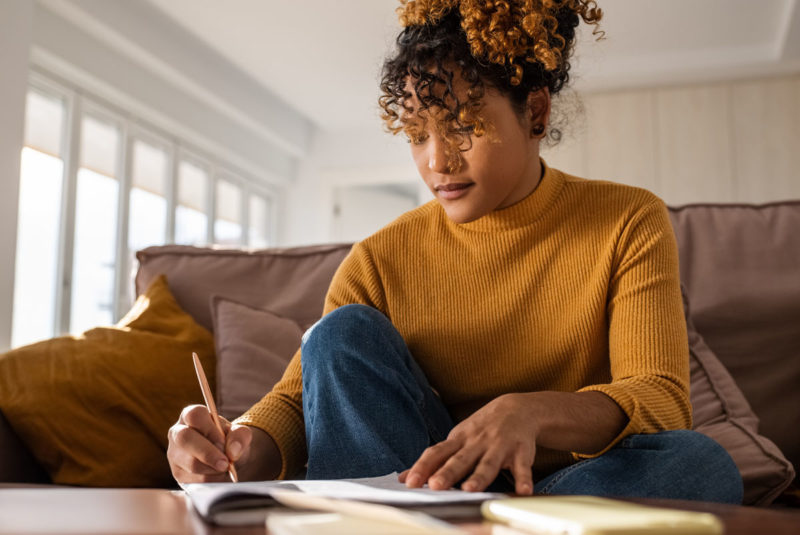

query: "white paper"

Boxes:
[183, 472, 500, 520]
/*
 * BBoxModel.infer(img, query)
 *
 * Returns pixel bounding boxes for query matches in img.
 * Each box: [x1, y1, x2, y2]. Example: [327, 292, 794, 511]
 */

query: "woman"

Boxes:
[167, 0, 742, 502]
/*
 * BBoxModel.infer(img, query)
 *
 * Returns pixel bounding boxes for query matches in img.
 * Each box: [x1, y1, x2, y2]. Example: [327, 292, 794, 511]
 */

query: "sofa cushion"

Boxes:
[0, 408, 50, 484]
[684, 287, 795, 505]
[0, 275, 215, 487]
[669, 201, 800, 480]
[210, 296, 304, 420]
[135, 244, 353, 334]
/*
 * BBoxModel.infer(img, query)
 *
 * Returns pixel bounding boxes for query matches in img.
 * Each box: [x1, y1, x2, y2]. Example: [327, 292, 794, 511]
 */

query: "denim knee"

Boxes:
[537, 429, 743, 504]
[665, 430, 742, 503]
[621, 429, 743, 504]
[301, 304, 402, 371]
[300, 304, 450, 478]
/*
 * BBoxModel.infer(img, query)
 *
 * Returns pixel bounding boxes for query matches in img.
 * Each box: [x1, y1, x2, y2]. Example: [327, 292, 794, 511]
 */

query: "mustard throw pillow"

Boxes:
[0, 275, 215, 487]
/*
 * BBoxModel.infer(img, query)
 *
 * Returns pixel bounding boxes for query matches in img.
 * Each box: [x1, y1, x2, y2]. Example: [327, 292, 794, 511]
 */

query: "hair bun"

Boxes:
[397, 0, 603, 85]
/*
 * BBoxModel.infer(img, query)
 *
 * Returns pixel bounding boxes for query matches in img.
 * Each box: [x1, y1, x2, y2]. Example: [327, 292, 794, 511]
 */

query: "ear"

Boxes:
[527, 88, 551, 138]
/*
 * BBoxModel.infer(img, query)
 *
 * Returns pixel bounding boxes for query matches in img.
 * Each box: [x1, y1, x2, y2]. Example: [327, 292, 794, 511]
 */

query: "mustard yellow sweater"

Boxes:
[237, 161, 691, 479]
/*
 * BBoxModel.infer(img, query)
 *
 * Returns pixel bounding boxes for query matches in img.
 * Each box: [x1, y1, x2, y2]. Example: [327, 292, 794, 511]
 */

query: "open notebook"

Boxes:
[182, 472, 500, 526]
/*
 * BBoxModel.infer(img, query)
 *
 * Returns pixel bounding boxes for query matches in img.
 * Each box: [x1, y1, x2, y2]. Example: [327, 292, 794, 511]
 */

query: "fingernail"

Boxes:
[519, 483, 532, 495]
[463, 481, 476, 492]
[228, 441, 242, 460]
[215, 459, 229, 472]
[430, 476, 444, 489]
[407, 474, 422, 487]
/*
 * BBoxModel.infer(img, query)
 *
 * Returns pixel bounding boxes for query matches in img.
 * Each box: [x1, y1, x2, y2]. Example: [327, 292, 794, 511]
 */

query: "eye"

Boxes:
[407, 133, 429, 145]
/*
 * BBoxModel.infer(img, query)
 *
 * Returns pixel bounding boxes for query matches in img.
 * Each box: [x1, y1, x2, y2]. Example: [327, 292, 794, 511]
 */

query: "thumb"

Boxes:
[226, 424, 253, 462]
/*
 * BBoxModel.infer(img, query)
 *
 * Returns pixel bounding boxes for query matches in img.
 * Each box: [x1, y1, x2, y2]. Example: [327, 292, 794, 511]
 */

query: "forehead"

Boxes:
[403, 67, 472, 97]
[401, 76, 475, 122]
[402, 73, 509, 119]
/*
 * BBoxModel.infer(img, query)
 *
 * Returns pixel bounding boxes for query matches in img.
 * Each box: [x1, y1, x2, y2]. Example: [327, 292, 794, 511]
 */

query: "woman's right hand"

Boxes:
[167, 404, 253, 483]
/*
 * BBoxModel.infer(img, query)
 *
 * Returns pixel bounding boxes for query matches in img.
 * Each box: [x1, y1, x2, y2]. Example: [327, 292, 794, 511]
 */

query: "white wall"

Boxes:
[332, 186, 419, 243]
[283, 126, 417, 245]
[542, 74, 800, 205]
[0, 1, 34, 351]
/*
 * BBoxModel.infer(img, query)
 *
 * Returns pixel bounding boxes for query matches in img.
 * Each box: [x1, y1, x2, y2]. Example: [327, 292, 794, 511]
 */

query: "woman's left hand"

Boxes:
[399, 393, 537, 495]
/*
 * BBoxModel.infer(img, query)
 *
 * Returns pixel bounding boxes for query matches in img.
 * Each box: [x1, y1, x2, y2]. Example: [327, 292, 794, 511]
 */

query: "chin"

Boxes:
[442, 204, 484, 224]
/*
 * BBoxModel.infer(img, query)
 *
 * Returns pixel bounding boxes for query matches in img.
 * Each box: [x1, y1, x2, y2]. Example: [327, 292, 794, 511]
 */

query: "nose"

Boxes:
[427, 136, 450, 174]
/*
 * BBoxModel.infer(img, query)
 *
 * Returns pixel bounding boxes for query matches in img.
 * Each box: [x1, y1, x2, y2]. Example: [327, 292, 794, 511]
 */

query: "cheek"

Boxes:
[411, 148, 431, 182]
[491, 139, 528, 178]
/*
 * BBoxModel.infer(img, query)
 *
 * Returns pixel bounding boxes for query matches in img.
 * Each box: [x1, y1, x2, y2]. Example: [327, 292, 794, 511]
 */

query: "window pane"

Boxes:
[13, 89, 66, 348]
[175, 160, 208, 245]
[24, 90, 64, 156]
[248, 194, 271, 249]
[128, 139, 168, 253]
[70, 115, 120, 334]
[12, 149, 63, 347]
[214, 179, 242, 246]
[80, 114, 118, 177]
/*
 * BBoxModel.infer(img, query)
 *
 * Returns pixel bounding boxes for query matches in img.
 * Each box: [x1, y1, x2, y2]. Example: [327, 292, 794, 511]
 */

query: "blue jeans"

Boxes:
[301, 304, 743, 504]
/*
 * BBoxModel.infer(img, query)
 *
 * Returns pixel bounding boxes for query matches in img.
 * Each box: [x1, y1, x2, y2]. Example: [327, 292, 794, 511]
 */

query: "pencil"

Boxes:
[192, 352, 239, 483]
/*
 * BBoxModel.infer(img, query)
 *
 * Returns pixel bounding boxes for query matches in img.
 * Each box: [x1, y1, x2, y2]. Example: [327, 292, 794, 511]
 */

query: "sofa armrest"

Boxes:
[0, 408, 50, 484]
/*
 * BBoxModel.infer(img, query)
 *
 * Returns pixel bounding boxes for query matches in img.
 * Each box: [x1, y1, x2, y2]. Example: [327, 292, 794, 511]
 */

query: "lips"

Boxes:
[437, 182, 472, 191]
[435, 182, 474, 200]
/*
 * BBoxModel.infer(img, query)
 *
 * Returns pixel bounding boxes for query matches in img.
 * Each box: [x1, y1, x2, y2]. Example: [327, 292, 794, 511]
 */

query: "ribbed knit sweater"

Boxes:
[236, 161, 692, 480]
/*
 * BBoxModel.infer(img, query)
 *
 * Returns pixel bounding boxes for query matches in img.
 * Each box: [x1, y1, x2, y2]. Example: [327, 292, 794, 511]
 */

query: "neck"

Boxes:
[497, 152, 543, 210]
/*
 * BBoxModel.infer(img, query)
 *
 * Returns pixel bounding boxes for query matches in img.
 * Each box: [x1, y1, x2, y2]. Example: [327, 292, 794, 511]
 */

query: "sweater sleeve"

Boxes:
[233, 242, 385, 479]
[574, 198, 691, 458]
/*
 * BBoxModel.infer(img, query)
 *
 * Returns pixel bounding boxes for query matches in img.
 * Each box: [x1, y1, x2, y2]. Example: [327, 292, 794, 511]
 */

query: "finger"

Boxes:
[169, 423, 232, 476]
[219, 415, 232, 433]
[428, 445, 483, 491]
[398, 469, 410, 483]
[461, 448, 505, 493]
[170, 465, 231, 484]
[225, 424, 253, 462]
[181, 405, 226, 447]
[510, 445, 535, 495]
[405, 440, 461, 489]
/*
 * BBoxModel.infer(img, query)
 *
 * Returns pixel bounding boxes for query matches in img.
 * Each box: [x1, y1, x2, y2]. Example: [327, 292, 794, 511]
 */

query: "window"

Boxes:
[70, 114, 121, 334]
[128, 138, 169, 254]
[248, 194, 272, 248]
[214, 179, 243, 246]
[175, 160, 210, 246]
[11, 89, 65, 348]
[10, 72, 278, 347]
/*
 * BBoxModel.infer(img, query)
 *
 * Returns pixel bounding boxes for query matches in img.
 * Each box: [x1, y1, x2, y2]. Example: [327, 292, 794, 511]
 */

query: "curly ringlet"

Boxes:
[379, 0, 602, 172]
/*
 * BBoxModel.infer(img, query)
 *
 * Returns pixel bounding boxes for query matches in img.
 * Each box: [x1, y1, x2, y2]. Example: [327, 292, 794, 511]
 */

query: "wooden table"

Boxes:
[0, 487, 798, 534]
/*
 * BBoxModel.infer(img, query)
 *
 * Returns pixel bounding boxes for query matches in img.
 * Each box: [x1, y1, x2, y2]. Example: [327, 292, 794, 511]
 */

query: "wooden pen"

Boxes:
[192, 352, 239, 483]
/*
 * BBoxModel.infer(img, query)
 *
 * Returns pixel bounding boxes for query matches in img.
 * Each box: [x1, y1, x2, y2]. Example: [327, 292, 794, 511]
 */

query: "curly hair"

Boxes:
[379, 0, 602, 171]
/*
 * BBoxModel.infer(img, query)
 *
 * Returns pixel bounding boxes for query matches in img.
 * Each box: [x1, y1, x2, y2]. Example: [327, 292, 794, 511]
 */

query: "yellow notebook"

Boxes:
[481, 496, 723, 535]
[266, 512, 464, 535]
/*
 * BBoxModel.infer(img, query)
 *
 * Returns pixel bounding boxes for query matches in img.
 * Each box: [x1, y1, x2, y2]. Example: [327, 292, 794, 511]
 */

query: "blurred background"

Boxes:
[1, 0, 799, 350]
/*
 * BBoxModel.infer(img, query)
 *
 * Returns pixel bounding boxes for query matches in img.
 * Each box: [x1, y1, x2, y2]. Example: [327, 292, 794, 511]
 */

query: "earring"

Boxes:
[532, 124, 545, 136]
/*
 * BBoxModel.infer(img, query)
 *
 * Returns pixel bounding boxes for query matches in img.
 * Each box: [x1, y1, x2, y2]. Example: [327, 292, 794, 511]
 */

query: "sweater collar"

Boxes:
[447, 158, 564, 233]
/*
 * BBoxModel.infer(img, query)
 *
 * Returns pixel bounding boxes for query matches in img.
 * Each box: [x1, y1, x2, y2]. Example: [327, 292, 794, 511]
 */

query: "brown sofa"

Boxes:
[1, 201, 798, 506]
